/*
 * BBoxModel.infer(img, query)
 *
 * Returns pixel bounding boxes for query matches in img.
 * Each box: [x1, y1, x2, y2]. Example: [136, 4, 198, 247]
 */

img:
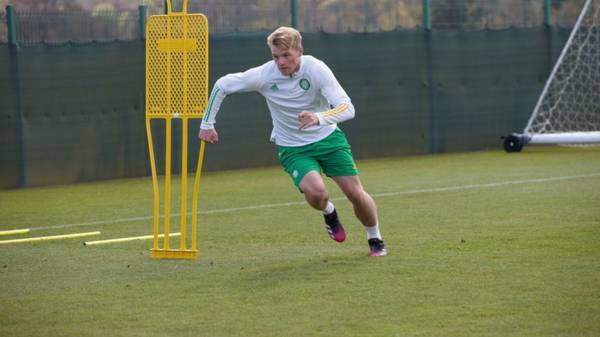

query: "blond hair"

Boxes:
[267, 26, 303, 51]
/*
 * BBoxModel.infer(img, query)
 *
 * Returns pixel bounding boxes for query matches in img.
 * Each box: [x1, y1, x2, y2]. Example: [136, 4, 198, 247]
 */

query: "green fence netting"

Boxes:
[1, 41, 146, 188]
[0, 28, 571, 188]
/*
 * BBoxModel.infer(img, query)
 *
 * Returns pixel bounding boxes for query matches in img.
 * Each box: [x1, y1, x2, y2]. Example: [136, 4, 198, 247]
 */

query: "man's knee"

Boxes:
[299, 172, 329, 209]
[345, 188, 366, 205]
[304, 185, 328, 206]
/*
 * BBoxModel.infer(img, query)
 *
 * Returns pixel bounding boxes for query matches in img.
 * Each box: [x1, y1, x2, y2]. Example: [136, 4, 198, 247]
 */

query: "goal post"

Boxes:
[504, 0, 600, 152]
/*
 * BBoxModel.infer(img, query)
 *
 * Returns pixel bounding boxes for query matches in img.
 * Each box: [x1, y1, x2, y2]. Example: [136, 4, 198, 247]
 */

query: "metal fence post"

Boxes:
[543, 0, 553, 100]
[544, 0, 552, 27]
[6, 5, 26, 187]
[422, 0, 431, 31]
[7, 5, 17, 44]
[422, 0, 437, 153]
[139, 5, 147, 40]
[290, 0, 298, 29]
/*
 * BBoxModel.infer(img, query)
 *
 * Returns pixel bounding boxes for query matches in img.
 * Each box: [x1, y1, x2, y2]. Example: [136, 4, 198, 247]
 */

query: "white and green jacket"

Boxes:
[200, 55, 355, 147]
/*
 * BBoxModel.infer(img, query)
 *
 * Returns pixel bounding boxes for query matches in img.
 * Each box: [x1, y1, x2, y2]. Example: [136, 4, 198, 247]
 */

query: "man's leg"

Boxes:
[299, 171, 329, 210]
[299, 171, 346, 242]
[331, 176, 378, 227]
[332, 175, 387, 256]
[331, 175, 377, 227]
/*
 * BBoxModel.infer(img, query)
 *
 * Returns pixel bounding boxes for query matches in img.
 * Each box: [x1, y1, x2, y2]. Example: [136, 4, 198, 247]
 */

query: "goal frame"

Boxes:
[504, 0, 600, 152]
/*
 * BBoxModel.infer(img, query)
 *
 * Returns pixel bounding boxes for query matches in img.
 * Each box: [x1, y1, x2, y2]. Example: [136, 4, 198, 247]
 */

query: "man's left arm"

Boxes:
[298, 60, 355, 130]
[298, 103, 354, 130]
[315, 61, 355, 126]
[315, 102, 355, 126]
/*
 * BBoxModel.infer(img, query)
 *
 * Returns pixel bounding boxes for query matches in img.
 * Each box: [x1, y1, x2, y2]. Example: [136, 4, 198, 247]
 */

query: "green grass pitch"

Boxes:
[1, 147, 599, 337]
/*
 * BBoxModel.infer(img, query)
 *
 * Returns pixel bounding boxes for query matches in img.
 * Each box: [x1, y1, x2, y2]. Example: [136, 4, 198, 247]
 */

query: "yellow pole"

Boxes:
[179, 13, 190, 251]
[191, 140, 206, 251]
[0, 228, 30, 236]
[164, 9, 173, 251]
[0, 231, 100, 245]
[166, 0, 188, 15]
[180, 117, 188, 250]
[85, 232, 181, 246]
[146, 118, 160, 251]
[164, 117, 172, 250]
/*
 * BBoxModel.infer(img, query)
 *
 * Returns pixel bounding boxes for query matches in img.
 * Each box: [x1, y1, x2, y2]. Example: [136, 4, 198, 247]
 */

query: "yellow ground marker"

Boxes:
[0, 228, 31, 236]
[84, 232, 181, 246]
[0, 231, 101, 245]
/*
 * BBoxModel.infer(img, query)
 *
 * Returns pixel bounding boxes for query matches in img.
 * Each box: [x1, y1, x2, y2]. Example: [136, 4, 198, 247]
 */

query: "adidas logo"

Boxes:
[270, 83, 279, 91]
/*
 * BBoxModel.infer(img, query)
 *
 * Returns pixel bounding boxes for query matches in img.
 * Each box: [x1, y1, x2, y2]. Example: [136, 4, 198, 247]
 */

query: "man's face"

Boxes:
[271, 45, 303, 76]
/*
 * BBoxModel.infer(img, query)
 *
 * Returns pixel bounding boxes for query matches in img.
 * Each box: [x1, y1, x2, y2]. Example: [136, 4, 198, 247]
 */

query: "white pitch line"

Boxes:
[369, 172, 600, 198]
[11, 172, 600, 232]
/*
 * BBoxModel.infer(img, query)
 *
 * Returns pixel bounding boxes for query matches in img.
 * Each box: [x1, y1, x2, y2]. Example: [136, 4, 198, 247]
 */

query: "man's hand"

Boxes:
[198, 128, 219, 144]
[298, 111, 319, 130]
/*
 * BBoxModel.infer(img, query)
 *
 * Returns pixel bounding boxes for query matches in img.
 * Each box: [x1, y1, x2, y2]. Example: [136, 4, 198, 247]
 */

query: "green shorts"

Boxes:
[277, 129, 359, 187]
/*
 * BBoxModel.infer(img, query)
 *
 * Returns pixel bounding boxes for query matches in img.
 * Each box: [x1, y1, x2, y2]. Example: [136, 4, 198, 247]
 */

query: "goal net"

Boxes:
[504, 0, 600, 152]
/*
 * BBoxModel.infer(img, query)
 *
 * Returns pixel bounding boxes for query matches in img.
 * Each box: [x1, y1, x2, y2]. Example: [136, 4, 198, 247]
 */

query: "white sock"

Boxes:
[365, 224, 382, 240]
[323, 201, 335, 215]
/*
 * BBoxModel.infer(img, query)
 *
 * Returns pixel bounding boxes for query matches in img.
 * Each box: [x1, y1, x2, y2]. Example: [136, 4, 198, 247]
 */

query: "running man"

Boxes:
[198, 26, 387, 256]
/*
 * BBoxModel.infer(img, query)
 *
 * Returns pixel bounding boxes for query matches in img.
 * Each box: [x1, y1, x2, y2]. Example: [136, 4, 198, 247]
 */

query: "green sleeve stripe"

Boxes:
[203, 87, 221, 122]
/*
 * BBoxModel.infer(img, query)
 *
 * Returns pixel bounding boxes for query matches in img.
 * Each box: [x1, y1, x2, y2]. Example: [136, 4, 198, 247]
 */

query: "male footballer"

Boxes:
[198, 26, 387, 256]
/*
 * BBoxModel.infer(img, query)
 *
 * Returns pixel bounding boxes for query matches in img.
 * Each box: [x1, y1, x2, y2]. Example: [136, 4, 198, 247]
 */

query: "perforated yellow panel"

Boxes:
[146, 14, 208, 118]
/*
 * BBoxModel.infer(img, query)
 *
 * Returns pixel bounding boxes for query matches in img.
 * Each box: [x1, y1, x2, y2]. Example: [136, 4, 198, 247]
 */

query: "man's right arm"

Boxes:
[200, 83, 226, 131]
[199, 66, 264, 137]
